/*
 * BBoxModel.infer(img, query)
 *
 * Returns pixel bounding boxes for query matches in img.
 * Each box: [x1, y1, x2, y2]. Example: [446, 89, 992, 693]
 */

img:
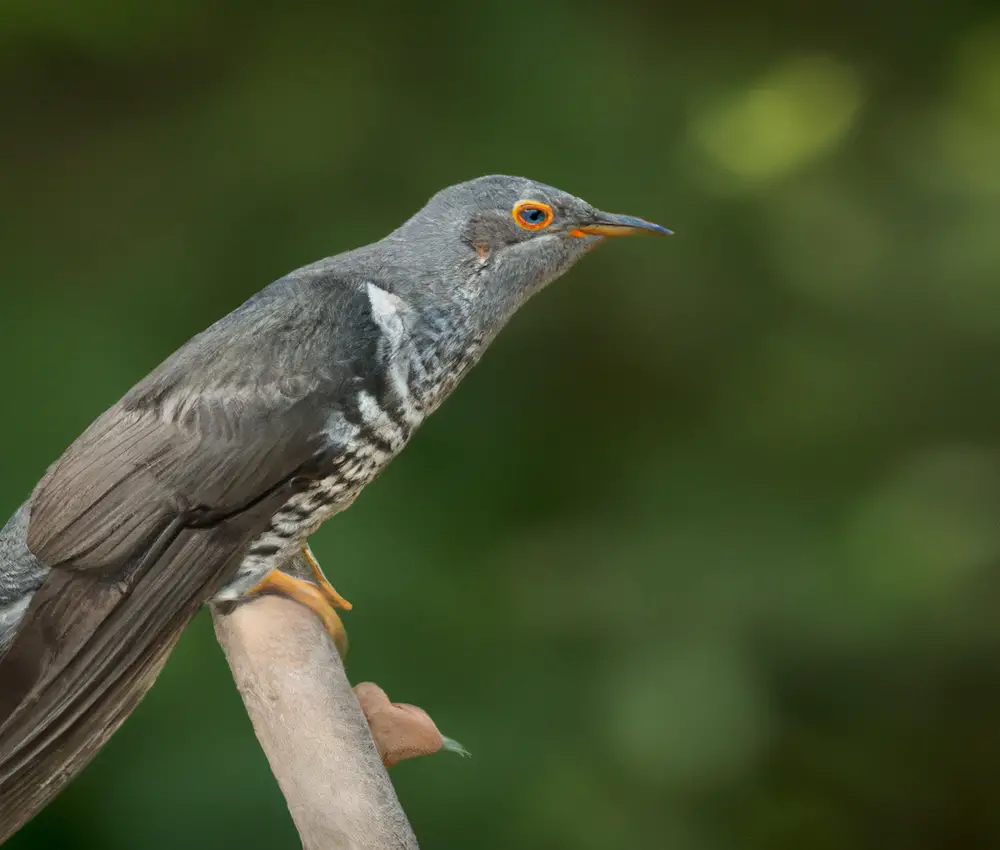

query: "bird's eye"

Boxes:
[513, 201, 554, 231]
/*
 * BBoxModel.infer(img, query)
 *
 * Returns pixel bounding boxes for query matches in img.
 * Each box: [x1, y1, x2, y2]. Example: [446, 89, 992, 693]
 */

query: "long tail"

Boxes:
[0, 504, 185, 845]
[0, 622, 184, 844]
[0, 486, 286, 845]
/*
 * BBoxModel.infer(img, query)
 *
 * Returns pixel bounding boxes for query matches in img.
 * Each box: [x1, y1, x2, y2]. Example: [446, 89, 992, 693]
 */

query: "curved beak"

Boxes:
[572, 211, 673, 238]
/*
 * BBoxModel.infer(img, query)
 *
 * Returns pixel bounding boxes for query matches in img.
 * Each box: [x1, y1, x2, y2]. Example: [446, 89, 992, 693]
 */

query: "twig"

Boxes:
[212, 594, 420, 850]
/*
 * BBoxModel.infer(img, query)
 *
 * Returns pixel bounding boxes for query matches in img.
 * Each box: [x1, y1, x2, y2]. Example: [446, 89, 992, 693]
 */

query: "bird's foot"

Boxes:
[300, 542, 353, 612]
[249, 558, 350, 658]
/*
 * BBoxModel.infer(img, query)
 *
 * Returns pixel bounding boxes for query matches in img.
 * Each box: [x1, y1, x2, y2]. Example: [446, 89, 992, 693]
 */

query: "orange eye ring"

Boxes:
[512, 200, 554, 231]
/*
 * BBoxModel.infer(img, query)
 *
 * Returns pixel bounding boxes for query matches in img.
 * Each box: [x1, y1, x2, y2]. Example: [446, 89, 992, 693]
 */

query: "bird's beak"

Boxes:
[571, 211, 673, 238]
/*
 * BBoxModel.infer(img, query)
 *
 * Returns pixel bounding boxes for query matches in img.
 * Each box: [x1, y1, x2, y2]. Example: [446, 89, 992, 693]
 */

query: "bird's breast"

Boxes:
[213, 428, 405, 601]
[214, 324, 485, 603]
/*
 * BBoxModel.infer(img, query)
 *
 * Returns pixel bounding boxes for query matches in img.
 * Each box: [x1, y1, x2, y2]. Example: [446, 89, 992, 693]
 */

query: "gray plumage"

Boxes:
[0, 174, 668, 842]
[0, 506, 46, 658]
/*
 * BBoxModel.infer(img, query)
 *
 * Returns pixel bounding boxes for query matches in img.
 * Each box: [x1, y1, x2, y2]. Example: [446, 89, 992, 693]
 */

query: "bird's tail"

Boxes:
[0, 504, 184, 845]
[0, 622, 184, 844]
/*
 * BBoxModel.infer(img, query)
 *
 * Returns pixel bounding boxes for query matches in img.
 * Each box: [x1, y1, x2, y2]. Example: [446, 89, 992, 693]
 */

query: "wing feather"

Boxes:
[0, 272, 384, 840]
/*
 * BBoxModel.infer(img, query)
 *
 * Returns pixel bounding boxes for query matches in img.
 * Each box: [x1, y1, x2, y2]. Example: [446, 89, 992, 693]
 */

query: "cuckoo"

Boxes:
[0, 175, 669, 841]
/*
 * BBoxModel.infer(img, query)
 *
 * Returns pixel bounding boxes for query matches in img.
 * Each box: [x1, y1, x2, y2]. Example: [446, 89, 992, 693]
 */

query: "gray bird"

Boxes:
[0, 174, 669, 841]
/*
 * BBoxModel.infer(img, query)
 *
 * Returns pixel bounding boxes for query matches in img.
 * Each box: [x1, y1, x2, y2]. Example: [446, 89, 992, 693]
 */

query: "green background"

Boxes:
[3, 1, 1000, 847]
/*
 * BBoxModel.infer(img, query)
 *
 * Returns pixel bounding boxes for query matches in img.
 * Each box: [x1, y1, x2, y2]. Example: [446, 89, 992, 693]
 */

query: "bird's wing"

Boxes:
[0, 276, 382, 833]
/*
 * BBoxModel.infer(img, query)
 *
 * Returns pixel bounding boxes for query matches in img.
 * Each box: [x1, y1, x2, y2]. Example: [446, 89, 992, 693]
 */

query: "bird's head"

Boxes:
[384, 175, 671, 327]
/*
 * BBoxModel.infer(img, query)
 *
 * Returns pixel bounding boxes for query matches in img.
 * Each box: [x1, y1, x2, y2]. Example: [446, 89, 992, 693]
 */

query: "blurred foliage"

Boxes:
[2, 1, 1000, 848]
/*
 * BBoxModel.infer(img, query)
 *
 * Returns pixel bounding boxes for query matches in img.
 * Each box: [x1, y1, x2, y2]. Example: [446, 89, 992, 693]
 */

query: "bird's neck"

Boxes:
[360, 242, 508, 413]
[403, 286, 499, 417]
[343, 239, 517, 414]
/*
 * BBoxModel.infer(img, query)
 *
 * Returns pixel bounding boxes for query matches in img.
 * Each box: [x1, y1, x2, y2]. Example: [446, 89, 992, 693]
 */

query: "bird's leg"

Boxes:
[300, 542, 353, 612]
[249, 550, 351, 659]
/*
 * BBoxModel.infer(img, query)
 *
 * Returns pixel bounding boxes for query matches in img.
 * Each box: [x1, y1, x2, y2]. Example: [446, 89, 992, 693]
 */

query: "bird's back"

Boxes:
[0, 265, 378, 842]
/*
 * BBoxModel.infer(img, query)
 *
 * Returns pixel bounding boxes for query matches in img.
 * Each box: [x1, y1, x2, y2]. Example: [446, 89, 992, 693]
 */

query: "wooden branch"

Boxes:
[212, 594, 420, 850]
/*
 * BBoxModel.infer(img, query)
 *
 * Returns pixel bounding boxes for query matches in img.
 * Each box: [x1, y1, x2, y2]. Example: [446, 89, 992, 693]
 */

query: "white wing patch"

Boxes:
[365, 282, 425, 429]
[366, 282, 409, 350]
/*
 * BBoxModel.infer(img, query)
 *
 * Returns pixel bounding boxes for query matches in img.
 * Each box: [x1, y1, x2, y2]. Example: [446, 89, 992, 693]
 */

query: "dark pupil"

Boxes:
[523, 207, 545, 224]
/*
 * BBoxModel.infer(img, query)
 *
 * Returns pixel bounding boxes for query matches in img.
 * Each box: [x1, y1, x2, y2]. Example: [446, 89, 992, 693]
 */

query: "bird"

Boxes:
[0, 174, 670, 841]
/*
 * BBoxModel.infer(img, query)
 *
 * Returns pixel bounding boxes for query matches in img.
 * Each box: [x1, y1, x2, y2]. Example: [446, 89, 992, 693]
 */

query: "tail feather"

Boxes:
[0, 484, 288, 845]
[0, 621, 184, 844]
[0, 533, 228, 845]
